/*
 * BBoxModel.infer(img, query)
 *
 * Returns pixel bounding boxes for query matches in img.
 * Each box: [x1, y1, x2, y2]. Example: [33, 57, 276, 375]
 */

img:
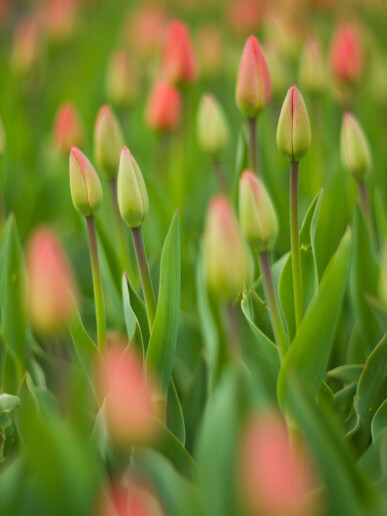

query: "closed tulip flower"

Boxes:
[197, 94, 229, 158]
[298, 38, 326, 95]
[94, 105, 125, 180]
[70, 147, 103, 217]
[161, 21, 198, 85]
[53, 103, 85, 154]
[340, 112, 371, 182]
[329, 24, 364, 85]
[145, 81, 181, 132]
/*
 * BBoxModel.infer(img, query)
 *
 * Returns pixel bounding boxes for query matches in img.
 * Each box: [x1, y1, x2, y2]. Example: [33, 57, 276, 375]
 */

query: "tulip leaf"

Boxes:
[365, 294, 387, 333]
[146, 212, 181, 397]
[372, 399, 387, 442]
[122, 272, 144, 355]
[327, 364, 363, 385]
[350, 204, 381, 356]
[122, 271, 150, 349]
[167, 379, 186, 445]
[347, 334, 387, 453]
[278, 229, 352, 405]
[0, 215, 27, 375]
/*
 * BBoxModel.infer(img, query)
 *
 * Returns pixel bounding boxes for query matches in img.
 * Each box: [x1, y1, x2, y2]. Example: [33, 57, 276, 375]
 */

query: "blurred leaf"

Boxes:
[167, 379, 186, 445]
[183, 355, 207, 453]
[366, 295, 387, 333]
[348, 335, 387, 453]
[0, 394, 20, 413]
[278, 229, 352, 405]
[241, 289, 280, 400]
[333, 382, 357, 428]
[327, 364, 363, 385]
[358, 427, 387, 486]
[146, 212, 181, 397]
[122, 272, 143, 356]
[95, 216, 122, 292]
[122, 271, 150, 349]
[372, 399, 387, 441]
[0, 215, 27, 375]
[299, 189, 323, 250]
[350, 204, 381, 355]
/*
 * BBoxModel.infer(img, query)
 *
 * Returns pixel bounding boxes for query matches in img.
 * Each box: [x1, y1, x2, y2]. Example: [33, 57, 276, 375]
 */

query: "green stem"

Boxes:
[86, 216, 106, 350]
[358, 180, 375, 244]
[131, 226, 156, 328]
[212, 160, 229, 194]
[259, 251, 288, 358]
[290, 161, 304, 329]
[247, 117, 259, 174]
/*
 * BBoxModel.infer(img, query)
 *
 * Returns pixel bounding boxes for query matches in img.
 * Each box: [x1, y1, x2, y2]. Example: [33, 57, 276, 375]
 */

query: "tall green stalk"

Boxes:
[290, 161, 304, 329]
[247, 117, 259, 174]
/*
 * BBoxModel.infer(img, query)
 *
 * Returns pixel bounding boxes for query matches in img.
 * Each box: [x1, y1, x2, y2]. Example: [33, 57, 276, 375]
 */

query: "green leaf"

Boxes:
[122, 271, 150, 349]
[146, 212, 181, 397]
[372, 399, 387, 441]
[121, 272, 144, 356]
[327, 365, 363, 385]
[0, 394, 20, 413]
[350, 204, 381, 355]
[348, 335, 387, 453]
[167, 379, 186, 445]
[278, 228, 352, 405]
[241, 289, 280, 400]
[365, 295, 387, 333]
[300, 189, 323, 250]
[0, 215, 27, 373]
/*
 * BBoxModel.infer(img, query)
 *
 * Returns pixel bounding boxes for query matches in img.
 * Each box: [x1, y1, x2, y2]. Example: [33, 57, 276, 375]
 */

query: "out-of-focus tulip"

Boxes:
[53, 103, 85, 154]
[239, 171, 278, 252]
[27, 228, 78, 333]
[106, 50, 138, 109]
[117, 147, 149, 229]
[197, 94, 229, 158]
[277, 86, 311, 163]
[0, 0, 12, 27]
[298, 38, 326, 95]
[236, 35, 272, 118]
[70, 147, 103, 217]
[226, 0, 262, 36]
[379, 241, 387, 307]
[124, 5, 167, 60]
[94, 105, 125, 180]
[97, 344, 156, 445]
[329, 24, 364, 84]
[204, 195, 249, 300]
[98, 481, 164, 516]
[240, 411, 318, 516]
[0, 116, 5, 157]
[196, 26, 224, 77]
[11, 15, 43, 74]
[263, 12, 302, 61]
[145, 81, 181, 132]
[43, 0, 77, 44]
[340, 112, 371, 182]
[161, 21, 198, 85]
[264, 43, 287, 98]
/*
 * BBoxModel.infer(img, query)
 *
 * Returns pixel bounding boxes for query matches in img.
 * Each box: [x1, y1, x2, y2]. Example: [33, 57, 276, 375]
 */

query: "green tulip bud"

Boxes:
[117, 147, 149, 228]
[298, 38, 326, 95]
[340, 112, 371, 182]
[197, 94, 229, 158]
[70, 147, 103, 217]
[204, 195, 249, 300]
[94, 105, 125, 180]
[239, 171, 278, 252]
[276, 86, 311, 163]
[0, 117, 5, 157]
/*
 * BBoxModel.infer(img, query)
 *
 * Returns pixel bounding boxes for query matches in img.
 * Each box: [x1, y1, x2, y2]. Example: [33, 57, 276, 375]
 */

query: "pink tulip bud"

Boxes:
[161, 21, 198, 85]
[98, 480, 164, 516]
[27, 228, 78, 334]
[106, 50, 137, 108]
[97, 343, 156, 445]
[240, 411, 318, 516]
[53, 103, 85, 154]
[197, 26, 224, 77]
[124, 5, 167, 60]
[236, 35, 272, 118]
[145, 80, 181, 132]
[329, 24, 364, 84]
[226, 0, 262, 36]
[43, 0, 77, 43]
[11, 15, 43, 74]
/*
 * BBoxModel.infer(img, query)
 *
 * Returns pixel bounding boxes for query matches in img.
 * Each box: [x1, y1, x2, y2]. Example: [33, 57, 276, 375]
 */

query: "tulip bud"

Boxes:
[70, 147, 103, 217]
[340, 112, 371, 182]
[106, 50, 137, 108]
[379, 241, 387, 307]
[226, 0, 262, 36]
[27, 228, 78, 333]
[161, 21, 198, 85]
[97, 343, 156, 445]
[197, 26, 223, 77]
[204, 195, 249, 300]
[0, 116, 5, 157]
[94, 105, 125, 180]
[239, 171, 278, 252]
[11, 15, 42, 74]
[240, 411, 318, 516]
[43, 0, 77, 44]
[276, 86, 311, 163]
[53, 103, 85, 154]
[298, 38, 326, 95]
[98, 481, 164, 516]
[117, 147, 149, 228]
[145, 81, 181, 132]
[124, 5, 167, 61]
[236, 35, 272, 118]
[197, 94, 229, 158]
[329, 24, 364, 84]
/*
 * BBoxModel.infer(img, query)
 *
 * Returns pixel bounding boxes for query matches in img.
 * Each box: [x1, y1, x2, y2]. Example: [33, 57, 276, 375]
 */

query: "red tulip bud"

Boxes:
[236, 35, 272, 118]
[329, 24, 364, 84]
[124, 5, 167, 60]
[98, 481, 165, 516]
[145, 81, 181, 132]
[53, 102, 85, 154]
[27, 228, 78, 334]
[161, 21, 198, 85]
[240, 411, 318, 516]
[97, 343, 156, 445]
[226, 0, 262, 36]
[43, 0, 77, 44]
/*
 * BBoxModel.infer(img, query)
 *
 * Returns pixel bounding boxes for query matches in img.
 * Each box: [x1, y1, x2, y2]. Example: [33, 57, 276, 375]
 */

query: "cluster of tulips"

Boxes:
[0, 0, 387, 515]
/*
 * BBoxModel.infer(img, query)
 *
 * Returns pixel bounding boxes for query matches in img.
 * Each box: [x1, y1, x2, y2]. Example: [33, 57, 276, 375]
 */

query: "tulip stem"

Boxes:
[290, 161, 304, 329]
[247, 117, 259, 174]
[213, 160, 229, 193]
[86, 216, 106, 350]
[131, 227, 156, 329]
[358, 181, 374, 240]
[259, 251, 288, 358]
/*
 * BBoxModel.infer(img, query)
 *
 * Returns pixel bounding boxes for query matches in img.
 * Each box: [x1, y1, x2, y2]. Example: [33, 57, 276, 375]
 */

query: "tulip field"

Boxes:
[1, 0, 387, 515]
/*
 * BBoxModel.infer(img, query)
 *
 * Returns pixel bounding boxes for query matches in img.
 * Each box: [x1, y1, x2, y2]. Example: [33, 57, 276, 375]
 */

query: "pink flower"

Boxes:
[329, 24, 364, 84]
[53, 103, 85, 153]
[145, 81, 181, 132]
[161, 21, 198, 85]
